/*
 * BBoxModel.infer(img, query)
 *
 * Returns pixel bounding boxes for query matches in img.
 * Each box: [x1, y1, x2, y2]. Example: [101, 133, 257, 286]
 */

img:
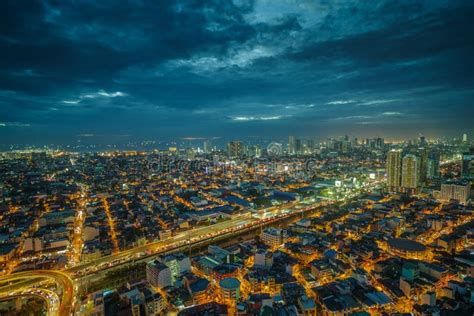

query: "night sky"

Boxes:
[1, 0, 473, 145]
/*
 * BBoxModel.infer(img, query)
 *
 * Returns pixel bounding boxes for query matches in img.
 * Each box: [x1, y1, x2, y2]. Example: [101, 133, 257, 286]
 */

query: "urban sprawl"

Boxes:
[0, 134, 473, 316]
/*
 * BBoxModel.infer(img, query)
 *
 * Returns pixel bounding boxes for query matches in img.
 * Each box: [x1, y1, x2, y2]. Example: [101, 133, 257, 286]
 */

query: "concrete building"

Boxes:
[261, 227, 288, 248]
[160, 253, 191, 283]
[387, 149, 402, 191]
[440, 182, 470, 204]
[297, 295, 317, 316]
[227, 141, 244, 158]
[254, 249, 273, 268]
[146, 259, 172, 289]
[421, 291, 436, 307]
[461, 148, 474, 179]
[219, 277, 241, 305]
[402, 154, 420, 191]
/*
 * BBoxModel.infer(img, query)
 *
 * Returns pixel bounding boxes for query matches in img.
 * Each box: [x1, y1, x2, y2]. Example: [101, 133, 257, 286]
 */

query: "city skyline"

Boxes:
[0, 2, 473, 315]
[1, 0, 474, 145]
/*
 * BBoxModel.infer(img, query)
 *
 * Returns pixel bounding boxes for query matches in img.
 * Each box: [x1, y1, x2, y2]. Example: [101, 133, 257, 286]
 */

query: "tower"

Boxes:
[204, 140, 212, 153]
[227, 141, 244, 158]
[387, 149, 402, 191]
[288, 136, 295, 155]
[402, 154, 420, 191]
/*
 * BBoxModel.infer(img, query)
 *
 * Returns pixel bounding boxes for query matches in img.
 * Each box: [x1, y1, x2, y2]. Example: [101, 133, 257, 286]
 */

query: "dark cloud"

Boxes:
[0, 0, 473, 144]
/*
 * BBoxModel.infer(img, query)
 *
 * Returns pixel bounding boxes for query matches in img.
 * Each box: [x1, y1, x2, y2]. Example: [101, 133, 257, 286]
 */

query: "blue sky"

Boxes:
[1, 0, 473, 144]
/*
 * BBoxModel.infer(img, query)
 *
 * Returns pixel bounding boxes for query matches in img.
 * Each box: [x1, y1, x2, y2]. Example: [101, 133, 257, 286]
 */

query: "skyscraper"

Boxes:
[227, 141, 244, 158]
[295, 138, 302, 155]
[402, 154, 420, 191]
[427, 151, 440, 179]
[387, 149, 402, 191]
[462, 133, 468, 143]
[204, 140, 212, 153]
[288, 136, 295, 155]
[418, 148, 429, 185]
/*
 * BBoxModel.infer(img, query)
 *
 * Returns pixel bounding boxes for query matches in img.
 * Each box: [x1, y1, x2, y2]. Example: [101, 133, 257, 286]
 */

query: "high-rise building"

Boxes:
[463, 133, 468, 143]
[427, 151, 440, 179]
[366, 137, 384, 149]
[227, 141, 244, 158]
[295, 138, 302, 155]
[419, 135, 427, 146]
[247, 145, 261, 158]
[203, 140, 212, 153]
[402, 154, 420, 190]
[461, 148, 474, 180]
[440, 182, 470, 205]
[376, 137, 385, 149]
[418, 148, 429, 185]
[387, 149, 402, 191]
[288, 136, 296, 155]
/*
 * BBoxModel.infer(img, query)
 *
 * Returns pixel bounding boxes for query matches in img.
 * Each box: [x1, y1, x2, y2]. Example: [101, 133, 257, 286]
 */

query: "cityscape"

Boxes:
[1, 1, 474, 316]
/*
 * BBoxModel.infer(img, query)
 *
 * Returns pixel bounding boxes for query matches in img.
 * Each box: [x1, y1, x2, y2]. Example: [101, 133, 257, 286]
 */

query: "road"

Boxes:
[0, 270, 75, 316]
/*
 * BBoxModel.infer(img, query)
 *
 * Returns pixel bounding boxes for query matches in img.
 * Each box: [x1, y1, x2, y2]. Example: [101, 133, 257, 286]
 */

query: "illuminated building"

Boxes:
[461, 148, 474, 180]
[386, 149, 402, 191]
[440, 182, 470, 204]
[159, 253, 191, 284]
[427, 151, 440, 179]
[204, 140, 212, 153]
[401, 154, 420, 192]
[297, 295, 317, 316]
[418, 148, 429, 185]
[261, 227, 288, 248]
[288, 136, 295, 155]
[219, 278, 241, 304]
[387, 238, 427, 259]
[247, 270, 276, 293]
[146, 260, 172, 288]
[227, 141, 244, 158]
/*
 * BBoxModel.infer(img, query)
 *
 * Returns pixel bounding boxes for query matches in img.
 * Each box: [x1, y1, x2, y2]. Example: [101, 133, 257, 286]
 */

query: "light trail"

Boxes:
[102, 198, 120, 253]
[0, 270, 75, 316]
[69, 185, 89, 266]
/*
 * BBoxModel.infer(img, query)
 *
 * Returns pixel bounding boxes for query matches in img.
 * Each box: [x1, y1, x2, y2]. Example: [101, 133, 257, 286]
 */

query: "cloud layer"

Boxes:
[1, 0, 473, 144]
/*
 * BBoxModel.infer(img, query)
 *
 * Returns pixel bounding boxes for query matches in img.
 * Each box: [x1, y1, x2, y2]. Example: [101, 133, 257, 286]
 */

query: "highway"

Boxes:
[0, 270, 75, 316]
[1, 289, 60, 316]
